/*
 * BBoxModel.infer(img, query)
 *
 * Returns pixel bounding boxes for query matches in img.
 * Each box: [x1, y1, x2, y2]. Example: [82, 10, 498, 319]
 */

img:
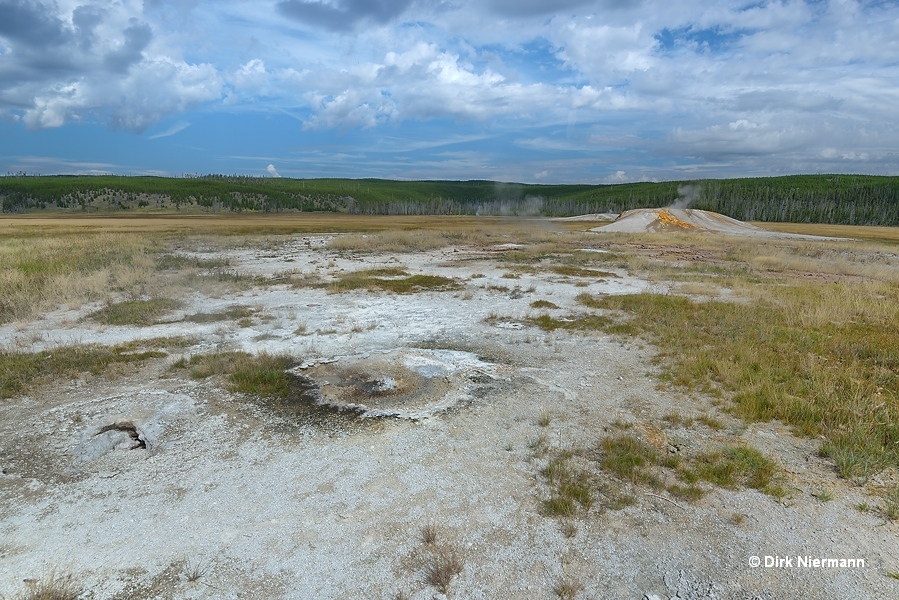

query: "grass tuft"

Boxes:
[10, 569, 81, 600]
[687, 445, 786, 498]
[553, 575, 583, 600]
[89, 298, 181, 326]
[530, 299, 560, 309]
[884, 486, 899, 521]
[174, 351, 294, 399]
[538, 410, 552, 427]
[330, 271, 460, 294]
[420, 523, 438, 546]
[425, 547, 464, 594]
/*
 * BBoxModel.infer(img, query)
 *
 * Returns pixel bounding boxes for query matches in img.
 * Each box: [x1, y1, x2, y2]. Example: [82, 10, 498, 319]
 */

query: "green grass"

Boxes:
[884, 486, 899, 521]
[682, 446, 786, 498]
[1, 343, 168, 398]
[183, 305, 255, 323]
[593, 434, 785, 501]
[329, 270, 460, 294]
[528, 313, 611, 332]
[548, 265, 618, 278]
[89, 298, 182, 325]
[540, 454, 594, 517]
[598, 434, 663, 483]
[174, 351, 294, 399]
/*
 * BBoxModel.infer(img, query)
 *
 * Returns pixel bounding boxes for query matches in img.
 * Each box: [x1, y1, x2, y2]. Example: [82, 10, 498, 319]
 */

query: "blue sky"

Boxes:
[1, 0, 897, 183]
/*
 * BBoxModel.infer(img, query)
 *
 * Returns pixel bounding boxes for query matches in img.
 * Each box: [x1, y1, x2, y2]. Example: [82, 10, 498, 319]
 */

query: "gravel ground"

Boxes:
[1, 233, 897, 599]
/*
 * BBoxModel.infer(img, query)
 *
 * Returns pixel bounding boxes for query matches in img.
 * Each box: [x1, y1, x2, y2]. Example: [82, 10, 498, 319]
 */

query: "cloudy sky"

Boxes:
[1, 0, 897, 183]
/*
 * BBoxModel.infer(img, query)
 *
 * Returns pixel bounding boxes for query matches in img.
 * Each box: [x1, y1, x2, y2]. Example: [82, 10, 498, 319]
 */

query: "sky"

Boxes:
[0, 0, 898, 183]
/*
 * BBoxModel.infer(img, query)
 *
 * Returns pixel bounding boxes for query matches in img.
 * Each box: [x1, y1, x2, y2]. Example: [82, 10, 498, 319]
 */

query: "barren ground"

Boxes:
[1, 223, 897, 599]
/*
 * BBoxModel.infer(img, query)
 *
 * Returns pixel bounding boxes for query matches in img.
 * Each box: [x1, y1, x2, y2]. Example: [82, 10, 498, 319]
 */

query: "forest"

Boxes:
[1, 173, 898, 225]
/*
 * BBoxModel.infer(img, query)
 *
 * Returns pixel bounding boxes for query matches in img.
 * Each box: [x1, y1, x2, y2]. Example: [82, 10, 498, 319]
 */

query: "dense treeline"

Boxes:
[1, 173, 898, 225]
[691, 175, 899, 226]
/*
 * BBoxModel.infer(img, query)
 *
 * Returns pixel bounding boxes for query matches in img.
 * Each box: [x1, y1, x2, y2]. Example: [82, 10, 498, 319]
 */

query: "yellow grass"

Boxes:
[0, 213, 558, 237]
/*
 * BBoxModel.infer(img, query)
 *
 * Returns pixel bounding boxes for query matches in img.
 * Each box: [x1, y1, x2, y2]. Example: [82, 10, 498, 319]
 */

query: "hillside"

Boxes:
[1, 174, 898, 225]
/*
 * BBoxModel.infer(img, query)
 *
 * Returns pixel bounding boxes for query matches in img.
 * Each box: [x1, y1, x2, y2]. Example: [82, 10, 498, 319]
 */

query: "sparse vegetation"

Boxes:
[814, 489, 834, 502]
[548, 265, 617, 278]
[1, 343, 168, 398]
[183, 559, 208, 583]
[681, 446, 786, 499]
[531, 433, 788, 509]
[579, 279, 899, 480]
[8, 569, 81, 600]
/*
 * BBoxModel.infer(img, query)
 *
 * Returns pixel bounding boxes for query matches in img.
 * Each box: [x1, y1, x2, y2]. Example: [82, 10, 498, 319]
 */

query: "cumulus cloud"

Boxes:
[2, 0, 899, 177]
[0, 0, 222, 131]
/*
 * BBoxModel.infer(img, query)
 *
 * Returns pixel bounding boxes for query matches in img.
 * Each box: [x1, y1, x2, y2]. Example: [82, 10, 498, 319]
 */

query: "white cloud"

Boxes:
[266, 163, 281, 177]
[149, 120, 190, 139]
[2, 0, 899, 177]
